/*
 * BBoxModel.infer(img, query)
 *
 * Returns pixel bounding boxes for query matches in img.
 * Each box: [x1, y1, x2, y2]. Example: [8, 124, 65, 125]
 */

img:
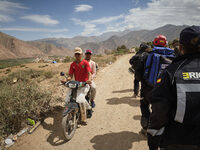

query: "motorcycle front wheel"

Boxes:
[62, 112, 77, 141]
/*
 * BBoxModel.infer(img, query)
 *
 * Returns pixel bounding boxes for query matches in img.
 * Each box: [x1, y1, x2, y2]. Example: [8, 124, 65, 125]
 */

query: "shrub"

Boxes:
[63, 56, 73, 63]
[0, 69, 56, 137]
[113, 45, 130, 55]
[38, 64, 48, 68]
[20, 64, 26, 68]
[43, 71, 54, 79]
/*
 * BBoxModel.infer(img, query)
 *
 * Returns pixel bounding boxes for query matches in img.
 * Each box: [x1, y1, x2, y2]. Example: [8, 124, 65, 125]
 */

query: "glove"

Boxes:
[147, 133, 162, 150]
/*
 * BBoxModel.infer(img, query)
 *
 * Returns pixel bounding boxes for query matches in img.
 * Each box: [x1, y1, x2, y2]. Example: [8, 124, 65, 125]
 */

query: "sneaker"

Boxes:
[91, 101, 96, 108]
[87, 109, 93, 118]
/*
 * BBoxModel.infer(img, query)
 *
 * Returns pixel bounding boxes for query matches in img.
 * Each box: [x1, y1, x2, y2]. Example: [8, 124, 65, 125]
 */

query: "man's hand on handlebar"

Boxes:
[61, 79, 67, 84]
[67, 76, 72, 81]
[86, 80, 92, 85]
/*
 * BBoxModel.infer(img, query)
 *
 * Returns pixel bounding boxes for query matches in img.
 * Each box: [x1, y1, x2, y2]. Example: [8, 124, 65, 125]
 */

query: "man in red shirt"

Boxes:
[68, 48, 91, 83]
[64, 47, 92, 118]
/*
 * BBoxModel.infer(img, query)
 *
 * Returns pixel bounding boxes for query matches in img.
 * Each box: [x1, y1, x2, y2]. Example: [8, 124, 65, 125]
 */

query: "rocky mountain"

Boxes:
[0, 32, 72, 60]
[80, 24, 188, 53]
[36, 30, 132, 50]
[37, 24, 187, 54]
[97, 29, 132, 41]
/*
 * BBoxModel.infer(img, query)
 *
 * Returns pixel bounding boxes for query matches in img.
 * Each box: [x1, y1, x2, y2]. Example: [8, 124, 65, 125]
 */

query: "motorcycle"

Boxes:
[60, 72, 92, 141]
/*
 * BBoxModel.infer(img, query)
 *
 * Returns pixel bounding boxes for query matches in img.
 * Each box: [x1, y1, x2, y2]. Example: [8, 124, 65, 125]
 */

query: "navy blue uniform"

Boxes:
[148, 53, 200, 150]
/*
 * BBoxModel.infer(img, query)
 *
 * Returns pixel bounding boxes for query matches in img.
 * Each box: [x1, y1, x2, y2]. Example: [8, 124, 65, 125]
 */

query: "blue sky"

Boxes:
[0, 0, 199, 41]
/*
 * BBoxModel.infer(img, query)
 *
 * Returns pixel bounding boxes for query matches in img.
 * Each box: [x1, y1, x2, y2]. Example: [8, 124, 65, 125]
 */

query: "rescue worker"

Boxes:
[139, 35, 172, 136]
[129, 43, 150, 98]
[147, 26, 200, 150]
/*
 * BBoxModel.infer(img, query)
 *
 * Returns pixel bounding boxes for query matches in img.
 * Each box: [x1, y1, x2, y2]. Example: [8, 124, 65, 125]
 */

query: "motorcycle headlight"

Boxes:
[68, 83, 77, 88]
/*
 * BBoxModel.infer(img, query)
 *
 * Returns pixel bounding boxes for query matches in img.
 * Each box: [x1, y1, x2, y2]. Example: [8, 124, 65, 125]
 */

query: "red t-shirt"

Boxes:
[69, 59, 91, 82]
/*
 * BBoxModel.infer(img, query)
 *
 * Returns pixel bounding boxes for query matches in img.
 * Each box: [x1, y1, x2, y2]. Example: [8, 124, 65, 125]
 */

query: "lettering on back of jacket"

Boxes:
[182, 72, 200, 80]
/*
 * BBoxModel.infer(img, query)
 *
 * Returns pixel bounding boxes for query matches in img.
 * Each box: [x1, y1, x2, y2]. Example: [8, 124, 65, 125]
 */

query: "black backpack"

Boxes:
[129, 52, 148, 81]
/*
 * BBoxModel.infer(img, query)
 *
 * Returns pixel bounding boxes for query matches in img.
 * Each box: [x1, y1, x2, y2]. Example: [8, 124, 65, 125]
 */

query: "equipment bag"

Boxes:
[144, 47, 175, 86]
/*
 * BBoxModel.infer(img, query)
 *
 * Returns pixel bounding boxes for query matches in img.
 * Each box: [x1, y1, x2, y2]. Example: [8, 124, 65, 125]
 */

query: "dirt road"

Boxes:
[11, 54, 148, 150]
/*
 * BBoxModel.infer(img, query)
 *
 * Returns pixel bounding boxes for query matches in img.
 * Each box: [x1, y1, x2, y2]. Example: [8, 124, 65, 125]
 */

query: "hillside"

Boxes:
[0, 32, 43, 59]
[27, 41, 73, 56]
[0, 32, 72, 60]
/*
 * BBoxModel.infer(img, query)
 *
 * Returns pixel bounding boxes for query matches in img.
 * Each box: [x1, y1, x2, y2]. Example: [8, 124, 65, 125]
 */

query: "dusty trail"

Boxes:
[11, 54, 148, 150]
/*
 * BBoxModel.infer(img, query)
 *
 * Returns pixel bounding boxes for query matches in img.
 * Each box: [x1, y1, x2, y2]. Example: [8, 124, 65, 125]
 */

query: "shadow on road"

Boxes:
[133, 115, 141, 121]
[106, 96, 140, 107]
[112, 89, 133, 93]
[90, 131, 146, 150]
[41, 106, 68, 146]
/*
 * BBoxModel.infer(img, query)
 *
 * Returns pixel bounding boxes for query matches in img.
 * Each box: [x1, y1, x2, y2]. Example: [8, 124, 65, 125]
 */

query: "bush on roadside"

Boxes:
[0, 69, 56, 137]
[112, 45, 130, 55]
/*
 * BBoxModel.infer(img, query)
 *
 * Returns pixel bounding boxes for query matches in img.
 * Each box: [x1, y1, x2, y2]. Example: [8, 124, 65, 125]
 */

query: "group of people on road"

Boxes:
[129, 25, 200, 150]
[62, 25, 200, 150]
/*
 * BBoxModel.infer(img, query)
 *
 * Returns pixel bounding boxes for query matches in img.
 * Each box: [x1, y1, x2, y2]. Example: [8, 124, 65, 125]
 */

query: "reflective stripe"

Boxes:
[175, 84, 200, 123]
[147, 127, 165, 136]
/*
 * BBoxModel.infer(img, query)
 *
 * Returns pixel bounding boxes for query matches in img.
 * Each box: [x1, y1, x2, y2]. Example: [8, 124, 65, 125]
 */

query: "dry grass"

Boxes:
[0, 69, 57, 138]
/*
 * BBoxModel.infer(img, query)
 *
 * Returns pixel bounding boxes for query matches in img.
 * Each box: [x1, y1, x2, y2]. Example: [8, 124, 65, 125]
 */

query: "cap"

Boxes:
[180, 26, 200, 46]
[85, 49, 92, 54]
[74, 47, 83, 54]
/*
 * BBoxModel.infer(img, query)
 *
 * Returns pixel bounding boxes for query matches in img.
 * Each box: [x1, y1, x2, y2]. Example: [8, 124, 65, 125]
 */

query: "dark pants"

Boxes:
[140, 82, 152, 129]
[140, 98, 150, 129]
[134, 79, 140, 95]
[167, 145, 200, 150]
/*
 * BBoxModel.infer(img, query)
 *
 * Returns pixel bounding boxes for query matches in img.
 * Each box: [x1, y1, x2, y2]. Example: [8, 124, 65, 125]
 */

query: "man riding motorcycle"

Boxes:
[85, 49, 96, 108]
[61, 47, 92, 118]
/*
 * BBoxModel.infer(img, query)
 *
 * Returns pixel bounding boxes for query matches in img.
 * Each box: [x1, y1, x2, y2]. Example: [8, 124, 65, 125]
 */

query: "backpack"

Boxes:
[129, 52, 149, 81]
[144, 47, 175, 87]
[129, 54, 141, 70]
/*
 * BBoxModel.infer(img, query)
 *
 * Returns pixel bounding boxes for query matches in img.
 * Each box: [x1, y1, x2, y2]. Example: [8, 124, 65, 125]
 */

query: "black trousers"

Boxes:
[140, 82, 152, 129]
[134, 79, 140, 95]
